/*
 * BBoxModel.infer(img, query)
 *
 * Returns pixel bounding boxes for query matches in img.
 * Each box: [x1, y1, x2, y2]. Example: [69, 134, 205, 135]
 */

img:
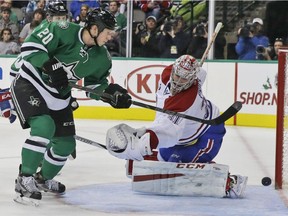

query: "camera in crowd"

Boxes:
[163, 21, 174, 34]
[132, 21, 149, 39]
[239, 23, 257, 38]
[194, 23, 207, 37]
[132, 21, 146, 33]
[256, 45, 273, 60]
[138, 23, 146, 32]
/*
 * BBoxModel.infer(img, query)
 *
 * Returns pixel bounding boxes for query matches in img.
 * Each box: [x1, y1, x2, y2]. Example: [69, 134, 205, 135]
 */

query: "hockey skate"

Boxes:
[227, 174, 248, 198]
[34, 172, 66, 195]
[14, 175, 42, 206]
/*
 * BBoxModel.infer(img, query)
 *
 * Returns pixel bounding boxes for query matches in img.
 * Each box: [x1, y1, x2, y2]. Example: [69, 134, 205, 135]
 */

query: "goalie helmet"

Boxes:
[85, 8, 116, 32]
[46, 0, 68, 17]
[170, 55, 200, 95]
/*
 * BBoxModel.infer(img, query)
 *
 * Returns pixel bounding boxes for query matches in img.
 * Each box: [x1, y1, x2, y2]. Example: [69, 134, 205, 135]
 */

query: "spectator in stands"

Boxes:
[72, 4, 89, 27]
[105, 0, 127, 56]
[70, 0, 100, 21]
[133, 15, 160, 58]
[109, 0, 126, 30]
[24, 0, 45, 24]
[138, 0, 172, 20]
[26, 0, 43, 14]
[0, 27, 20, 54]
[158, 15, 189, 58]
[269, 38, 285, 60]
[0, 6, 19, 42]
[0, 0, 18, 24]
[235, 18, 270, 60]
[186, 20, 226, 59]
[26, 0, 67, 14]
[18, 8, 45, 44]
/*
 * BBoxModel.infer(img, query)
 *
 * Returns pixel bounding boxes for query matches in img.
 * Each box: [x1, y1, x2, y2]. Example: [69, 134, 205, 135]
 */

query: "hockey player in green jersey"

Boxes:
[12, 8, 132, 205]
[2, 1, 70, 125]
[10, 0, 69, 80]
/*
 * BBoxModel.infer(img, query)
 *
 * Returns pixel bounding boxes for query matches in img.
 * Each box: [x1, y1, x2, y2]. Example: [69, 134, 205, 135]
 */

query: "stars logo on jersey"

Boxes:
[28, 96, 40, 107]
[62, 61, 80, 80]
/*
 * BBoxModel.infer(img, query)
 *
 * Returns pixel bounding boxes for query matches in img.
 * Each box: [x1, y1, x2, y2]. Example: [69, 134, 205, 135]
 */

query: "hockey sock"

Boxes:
[40, 136, 75, 180]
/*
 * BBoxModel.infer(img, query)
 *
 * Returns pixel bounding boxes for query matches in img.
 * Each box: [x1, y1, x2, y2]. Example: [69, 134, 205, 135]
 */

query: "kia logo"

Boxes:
[126, 65, 167, 103]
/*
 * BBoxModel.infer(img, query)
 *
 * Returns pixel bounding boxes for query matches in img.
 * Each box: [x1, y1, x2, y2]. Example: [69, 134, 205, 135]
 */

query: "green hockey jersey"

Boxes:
[19, 20, 112, 100]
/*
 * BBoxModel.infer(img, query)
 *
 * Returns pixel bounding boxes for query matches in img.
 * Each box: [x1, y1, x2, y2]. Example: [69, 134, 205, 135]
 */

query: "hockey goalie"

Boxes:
[106, 55, 248, 198]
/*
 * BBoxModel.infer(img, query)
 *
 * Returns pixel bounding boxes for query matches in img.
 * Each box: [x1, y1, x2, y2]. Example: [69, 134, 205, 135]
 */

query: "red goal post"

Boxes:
[276, 49, 288, 189]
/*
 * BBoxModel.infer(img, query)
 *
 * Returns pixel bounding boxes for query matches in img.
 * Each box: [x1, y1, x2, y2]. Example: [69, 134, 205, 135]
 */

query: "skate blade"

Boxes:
[13, 193, 40, 207]
[41, 190, 66, 196]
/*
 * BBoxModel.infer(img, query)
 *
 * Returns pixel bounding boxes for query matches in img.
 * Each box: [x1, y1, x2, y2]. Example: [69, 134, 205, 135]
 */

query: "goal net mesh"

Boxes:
[276, 50, 288, 189]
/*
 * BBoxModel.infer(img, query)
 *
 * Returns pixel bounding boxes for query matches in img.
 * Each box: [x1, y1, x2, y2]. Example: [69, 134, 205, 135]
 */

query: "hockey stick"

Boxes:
[74, 135, 107, 150]
[69, 82, 242, 125]
[199, 22, 223, 67]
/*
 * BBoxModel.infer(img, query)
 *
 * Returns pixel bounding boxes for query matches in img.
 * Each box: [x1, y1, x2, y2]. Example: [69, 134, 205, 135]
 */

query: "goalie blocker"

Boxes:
[130, 160, 248, 198]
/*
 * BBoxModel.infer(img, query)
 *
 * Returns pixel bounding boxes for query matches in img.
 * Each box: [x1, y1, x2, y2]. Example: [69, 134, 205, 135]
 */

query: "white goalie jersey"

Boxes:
[148, 64, 220, 149]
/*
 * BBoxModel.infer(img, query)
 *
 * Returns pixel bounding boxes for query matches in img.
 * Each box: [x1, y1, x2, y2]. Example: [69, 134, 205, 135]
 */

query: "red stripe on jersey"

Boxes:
[147, 129, 159, 149]
[191, 139, 214, 163]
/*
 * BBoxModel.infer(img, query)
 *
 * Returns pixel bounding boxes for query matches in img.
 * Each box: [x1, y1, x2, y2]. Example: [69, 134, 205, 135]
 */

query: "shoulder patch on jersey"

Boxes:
[57, 20, 69, 29]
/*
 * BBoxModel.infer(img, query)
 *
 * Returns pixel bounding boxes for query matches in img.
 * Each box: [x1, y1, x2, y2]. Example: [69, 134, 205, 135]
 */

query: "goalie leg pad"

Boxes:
[132, 160, 229, 197]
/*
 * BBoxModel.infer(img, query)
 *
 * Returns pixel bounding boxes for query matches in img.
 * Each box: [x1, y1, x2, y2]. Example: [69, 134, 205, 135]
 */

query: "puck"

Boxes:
[261, 177, 271, 186]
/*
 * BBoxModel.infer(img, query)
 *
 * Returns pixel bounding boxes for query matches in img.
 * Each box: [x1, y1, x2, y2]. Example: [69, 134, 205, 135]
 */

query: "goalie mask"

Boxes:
[170, 55, 200, 95]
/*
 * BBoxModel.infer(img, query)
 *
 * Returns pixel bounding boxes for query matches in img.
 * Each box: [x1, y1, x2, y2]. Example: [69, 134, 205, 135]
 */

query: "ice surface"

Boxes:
[0, 118, 287, 215]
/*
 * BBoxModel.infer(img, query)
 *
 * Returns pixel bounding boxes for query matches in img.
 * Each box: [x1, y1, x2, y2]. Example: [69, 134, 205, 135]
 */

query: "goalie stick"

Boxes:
[199, 22, 223, 67]
[69, 82, 242, 125]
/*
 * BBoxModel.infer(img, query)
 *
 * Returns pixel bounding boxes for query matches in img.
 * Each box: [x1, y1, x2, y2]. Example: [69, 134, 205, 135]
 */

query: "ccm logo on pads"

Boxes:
[176, 163, 206, 169]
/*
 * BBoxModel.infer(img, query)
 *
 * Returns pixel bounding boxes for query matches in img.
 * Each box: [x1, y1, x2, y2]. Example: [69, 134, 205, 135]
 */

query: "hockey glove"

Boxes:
[106, 123, 152, 161]
[42, 58, 68, 89]
[0, 88, 17, 123]
[101, 83, 132, 109]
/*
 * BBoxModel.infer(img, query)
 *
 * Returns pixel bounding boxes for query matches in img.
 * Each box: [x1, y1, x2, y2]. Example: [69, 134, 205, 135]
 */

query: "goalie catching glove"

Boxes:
[42, 57, 68, 89]
[0, 88, 17, 123]
[101, 83, 132, 108]
[106, 123, 152, 160]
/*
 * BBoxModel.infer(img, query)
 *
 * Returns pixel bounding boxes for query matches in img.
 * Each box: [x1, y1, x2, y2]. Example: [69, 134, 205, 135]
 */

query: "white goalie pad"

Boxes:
[132, 160, 229, 198]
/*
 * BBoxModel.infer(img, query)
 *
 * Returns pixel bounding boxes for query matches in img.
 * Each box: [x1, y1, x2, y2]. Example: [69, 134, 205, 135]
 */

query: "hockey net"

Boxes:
[276, 49, 288, 190]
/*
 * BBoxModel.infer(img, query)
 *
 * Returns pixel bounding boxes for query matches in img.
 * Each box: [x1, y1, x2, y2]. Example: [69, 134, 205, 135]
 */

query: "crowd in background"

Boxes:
[0, 0, 286, 60]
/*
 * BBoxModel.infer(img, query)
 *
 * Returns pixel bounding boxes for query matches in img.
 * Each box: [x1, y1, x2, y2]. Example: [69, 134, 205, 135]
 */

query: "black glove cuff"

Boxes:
[104, 83, 128, 95]
[42, 58, 62, 74]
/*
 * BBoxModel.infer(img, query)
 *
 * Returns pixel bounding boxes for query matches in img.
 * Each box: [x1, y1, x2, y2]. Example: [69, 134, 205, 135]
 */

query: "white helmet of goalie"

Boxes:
[170, 55, 200, 95]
